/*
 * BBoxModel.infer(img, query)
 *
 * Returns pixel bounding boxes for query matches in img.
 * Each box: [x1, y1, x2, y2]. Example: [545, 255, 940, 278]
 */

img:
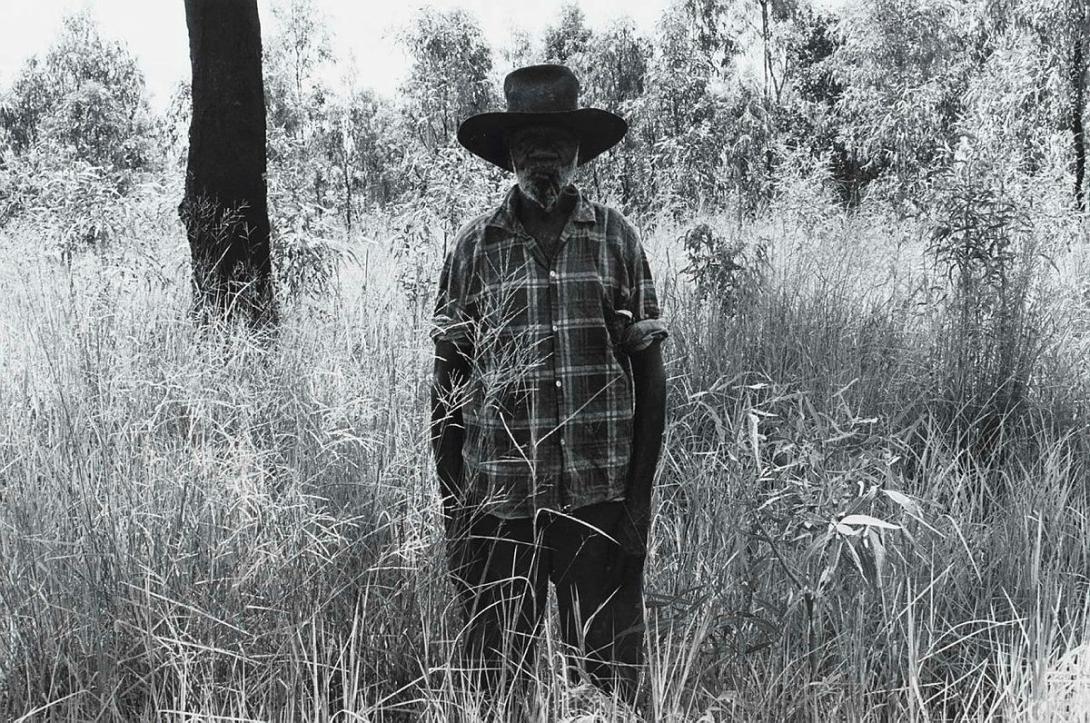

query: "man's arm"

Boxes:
[618, 340, 667, 556]
[430, 338, 470, 530]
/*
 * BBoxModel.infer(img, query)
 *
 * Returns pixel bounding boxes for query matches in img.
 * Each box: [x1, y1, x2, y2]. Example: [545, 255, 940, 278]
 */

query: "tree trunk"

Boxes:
[761, 0, 771, 101]
[180, 0, 276, 325]
[339, 141, 354, 232]
[1073, 31, 1086, 211]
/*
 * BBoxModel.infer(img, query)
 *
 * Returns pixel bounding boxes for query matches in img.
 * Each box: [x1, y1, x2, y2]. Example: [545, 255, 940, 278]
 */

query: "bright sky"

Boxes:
[0, 0, 670, 109]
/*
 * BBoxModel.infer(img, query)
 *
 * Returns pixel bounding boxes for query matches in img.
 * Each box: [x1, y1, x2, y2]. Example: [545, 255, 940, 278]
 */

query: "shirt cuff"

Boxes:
[619, 319, 669, 353]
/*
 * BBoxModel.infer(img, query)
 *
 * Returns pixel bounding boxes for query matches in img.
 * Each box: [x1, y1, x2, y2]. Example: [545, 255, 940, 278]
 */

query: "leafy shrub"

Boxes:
[271, 201, 351, 304]
[926, 160, 1044, 463]
[662, 373, 923, 665]
[682, 222, 769, 316]
[266, 125, 357, 305]
[389, 202, 444, 321]
[0, 145, 130, 259]
[0, 10, 155, 262]
[744, 381, 919, 600]
[0, 10, 154, 170]
[830, 0, 970, 201]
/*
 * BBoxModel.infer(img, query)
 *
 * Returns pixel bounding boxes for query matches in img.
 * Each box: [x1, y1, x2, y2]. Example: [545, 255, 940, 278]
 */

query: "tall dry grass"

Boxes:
[1, 189, 1090, 721]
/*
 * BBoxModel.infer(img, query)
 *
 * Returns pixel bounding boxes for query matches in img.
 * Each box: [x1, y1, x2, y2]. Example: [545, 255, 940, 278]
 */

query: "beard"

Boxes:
[514, 160, 576, 212]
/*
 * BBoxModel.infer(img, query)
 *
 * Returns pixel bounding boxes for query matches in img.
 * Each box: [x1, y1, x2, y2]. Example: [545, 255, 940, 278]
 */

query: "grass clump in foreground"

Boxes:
[1, 189, 1090, 721]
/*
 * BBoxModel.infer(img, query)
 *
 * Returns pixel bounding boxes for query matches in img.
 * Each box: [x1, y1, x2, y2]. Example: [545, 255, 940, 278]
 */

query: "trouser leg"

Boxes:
[447, 512, 548, 700]
[549, 501, 647, 703]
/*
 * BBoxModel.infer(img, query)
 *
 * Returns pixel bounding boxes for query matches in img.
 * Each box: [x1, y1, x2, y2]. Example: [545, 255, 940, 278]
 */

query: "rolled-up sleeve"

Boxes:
[618, 222, 668, 354]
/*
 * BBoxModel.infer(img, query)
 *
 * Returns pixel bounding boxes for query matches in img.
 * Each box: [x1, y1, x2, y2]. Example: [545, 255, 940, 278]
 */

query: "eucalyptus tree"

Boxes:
[0, 10, 152, 169]
[181, 0, 275, 325]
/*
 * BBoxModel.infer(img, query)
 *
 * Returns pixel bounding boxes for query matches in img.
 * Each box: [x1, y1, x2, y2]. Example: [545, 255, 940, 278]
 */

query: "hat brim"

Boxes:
[457, 108, 628, 172]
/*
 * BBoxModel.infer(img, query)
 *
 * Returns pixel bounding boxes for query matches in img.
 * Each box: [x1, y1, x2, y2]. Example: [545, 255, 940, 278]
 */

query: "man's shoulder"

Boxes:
[454, 210, 495, 241]
[583, 197, 641, 247]
[448, 211, 495, 259]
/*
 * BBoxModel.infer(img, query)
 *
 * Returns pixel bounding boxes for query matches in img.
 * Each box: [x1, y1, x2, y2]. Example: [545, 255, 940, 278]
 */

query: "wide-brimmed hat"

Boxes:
[457, 64, 627, 172]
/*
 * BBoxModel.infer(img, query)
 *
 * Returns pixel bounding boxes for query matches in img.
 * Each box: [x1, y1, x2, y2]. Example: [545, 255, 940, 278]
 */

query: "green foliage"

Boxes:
[677, 0, 737, 64]
[264, 0, 335, 215]
[582, 20, 651, 106]
[315, 88, 404, 224]
[0, 134, 142, 258]
[634, 6, 732, 212]
[929, 170, 1026, 296]
[8, 150, 129, 258]
[160, 81, 193, 170]
[38, 81, 149, 170]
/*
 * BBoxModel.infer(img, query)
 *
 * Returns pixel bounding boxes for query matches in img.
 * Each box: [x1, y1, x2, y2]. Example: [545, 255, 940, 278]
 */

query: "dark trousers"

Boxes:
[447, 501, 645, 703]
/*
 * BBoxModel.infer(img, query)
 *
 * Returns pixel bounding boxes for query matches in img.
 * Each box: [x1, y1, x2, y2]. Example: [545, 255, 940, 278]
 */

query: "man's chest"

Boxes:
[469, 231, 624, 322]
[460, 230, 636, 457]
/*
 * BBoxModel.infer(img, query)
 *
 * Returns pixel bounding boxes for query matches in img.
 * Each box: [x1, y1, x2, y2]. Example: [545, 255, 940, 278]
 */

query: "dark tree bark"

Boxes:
[181, 0, 276, 325]
[1073, 32, 1086, 212]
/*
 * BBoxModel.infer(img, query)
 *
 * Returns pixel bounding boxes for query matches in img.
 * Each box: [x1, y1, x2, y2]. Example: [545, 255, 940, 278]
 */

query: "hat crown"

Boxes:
[457, 63, 626, 171]
[503, 64, 580, 114]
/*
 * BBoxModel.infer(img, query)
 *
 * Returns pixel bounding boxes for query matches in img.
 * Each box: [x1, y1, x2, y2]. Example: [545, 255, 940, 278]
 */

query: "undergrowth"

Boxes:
[1, 190, 1089, 721]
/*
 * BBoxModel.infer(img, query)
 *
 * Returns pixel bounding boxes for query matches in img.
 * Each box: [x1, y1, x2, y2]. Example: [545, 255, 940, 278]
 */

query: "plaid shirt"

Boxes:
[432, 184, 668, 518]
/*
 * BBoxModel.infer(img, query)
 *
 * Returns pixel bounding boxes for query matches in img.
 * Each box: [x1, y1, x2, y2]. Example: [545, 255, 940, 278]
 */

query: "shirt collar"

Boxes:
[486, 184, 596, 233]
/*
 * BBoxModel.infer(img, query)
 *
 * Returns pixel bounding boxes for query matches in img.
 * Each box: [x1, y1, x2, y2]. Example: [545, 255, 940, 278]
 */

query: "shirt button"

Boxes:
[560, 438, 566, 446]
[551, 324, 558, 333]
[555, 380, 562, 388]
[549, 270, 558, 280]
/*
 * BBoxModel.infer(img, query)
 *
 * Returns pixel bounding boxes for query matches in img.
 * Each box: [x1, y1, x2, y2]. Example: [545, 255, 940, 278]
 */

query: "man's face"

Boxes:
[507, 124, 580, 212]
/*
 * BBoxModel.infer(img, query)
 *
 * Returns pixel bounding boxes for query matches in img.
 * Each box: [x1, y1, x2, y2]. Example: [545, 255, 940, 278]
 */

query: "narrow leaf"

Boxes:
[839, 514, 900, 530]
[882, 488, 921, 516]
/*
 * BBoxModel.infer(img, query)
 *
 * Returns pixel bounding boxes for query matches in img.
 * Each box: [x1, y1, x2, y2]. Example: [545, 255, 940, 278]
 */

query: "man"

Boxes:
[429, 64, 667, 707]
